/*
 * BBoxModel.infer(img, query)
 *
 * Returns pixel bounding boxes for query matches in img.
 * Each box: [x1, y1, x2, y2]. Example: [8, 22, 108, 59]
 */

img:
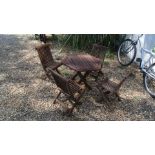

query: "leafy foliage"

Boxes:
[34, 34, 127, 52]
[62, 34, 126, 51]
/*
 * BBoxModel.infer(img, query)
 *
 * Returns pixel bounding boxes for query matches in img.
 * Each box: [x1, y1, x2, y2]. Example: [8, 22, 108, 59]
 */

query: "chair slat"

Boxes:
[35, 43, 61, 78]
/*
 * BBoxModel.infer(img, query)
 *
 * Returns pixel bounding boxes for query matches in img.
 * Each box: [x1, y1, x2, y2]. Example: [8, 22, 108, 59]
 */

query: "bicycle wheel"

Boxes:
[144, 63, 155, 98]
[117, 39, 137, 66]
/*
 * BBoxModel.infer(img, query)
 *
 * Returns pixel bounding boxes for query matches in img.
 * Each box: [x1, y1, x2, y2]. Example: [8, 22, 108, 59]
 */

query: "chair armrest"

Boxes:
[52, 62, 63, 70]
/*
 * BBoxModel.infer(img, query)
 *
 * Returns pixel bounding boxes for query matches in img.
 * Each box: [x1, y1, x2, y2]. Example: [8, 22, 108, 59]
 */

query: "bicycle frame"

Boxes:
[132, 34, 143, 45]
[118, 34, 155, 97]
[131, 34, 155, 79]
[140, 47, 155, 79]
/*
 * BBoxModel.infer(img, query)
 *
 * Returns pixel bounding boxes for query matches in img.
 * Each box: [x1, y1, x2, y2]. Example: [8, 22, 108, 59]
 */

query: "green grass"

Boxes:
[60, 69, 72, 77]
[103, 60, 110, 66]
[105, 50, 115, 59]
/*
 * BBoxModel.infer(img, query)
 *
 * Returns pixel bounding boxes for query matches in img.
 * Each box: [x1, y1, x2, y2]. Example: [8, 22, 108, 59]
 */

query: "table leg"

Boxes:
[78, 71, 92, 90]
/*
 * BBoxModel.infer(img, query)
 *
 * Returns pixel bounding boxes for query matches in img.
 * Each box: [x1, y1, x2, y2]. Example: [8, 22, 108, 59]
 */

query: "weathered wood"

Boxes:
[97, 73, 133, 101]
[62, 54, 102, 89]
[50, 70, 86, 116]
[35, 43, 62, 79]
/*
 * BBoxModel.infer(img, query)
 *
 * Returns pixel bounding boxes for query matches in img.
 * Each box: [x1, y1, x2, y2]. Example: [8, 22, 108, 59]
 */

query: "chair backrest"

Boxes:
[39, 34, 47, 43]
[98, 73, 133, 93]
[50, 70, 81, 97]
[35, 43, 54, 71]
[117, 73, 133, 90]
[91, 43, 108, 61]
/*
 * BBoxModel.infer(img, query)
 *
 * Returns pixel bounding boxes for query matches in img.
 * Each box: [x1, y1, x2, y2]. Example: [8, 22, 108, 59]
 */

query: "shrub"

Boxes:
[61, 34, 126, 51]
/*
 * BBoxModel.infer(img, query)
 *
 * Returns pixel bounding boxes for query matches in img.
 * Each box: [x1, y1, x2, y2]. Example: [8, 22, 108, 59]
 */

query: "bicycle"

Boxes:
[117, 34, 155, 98]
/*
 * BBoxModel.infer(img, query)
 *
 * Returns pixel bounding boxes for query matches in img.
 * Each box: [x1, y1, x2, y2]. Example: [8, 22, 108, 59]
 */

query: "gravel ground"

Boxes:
[0, 34, 155, 121]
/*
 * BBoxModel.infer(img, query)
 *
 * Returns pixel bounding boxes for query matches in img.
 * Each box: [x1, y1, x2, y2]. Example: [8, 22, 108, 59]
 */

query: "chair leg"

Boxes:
[65, 101, 79, 116]
[94, 70, 104, 81]
[99, 70, 104, 76]
[53, 91, 61, 104]
[116, 93, 121, 101]
[56, 68, 61, 75]
[94, 74, 99, 81]
[78, 72, 92, 90]
[65, 90, 85, 116]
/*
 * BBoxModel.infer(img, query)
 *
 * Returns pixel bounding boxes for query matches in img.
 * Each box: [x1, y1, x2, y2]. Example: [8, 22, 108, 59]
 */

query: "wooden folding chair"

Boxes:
[47, 69, 86, 115]
[90, 43, 108, 80]
[97, 73, 133, 101]
[35, 43, 62, 79]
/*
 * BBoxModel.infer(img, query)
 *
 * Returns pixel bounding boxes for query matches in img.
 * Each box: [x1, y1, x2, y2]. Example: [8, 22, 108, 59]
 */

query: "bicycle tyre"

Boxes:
[143, 63, 155, 98]
[117, 39, 137, 66]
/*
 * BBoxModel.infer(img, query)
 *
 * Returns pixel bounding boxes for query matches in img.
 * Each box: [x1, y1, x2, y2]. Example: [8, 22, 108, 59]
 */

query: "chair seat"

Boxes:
[101, 80, 118, 93]
[98, 77, 119, 93]
[97, 73, 133, 102]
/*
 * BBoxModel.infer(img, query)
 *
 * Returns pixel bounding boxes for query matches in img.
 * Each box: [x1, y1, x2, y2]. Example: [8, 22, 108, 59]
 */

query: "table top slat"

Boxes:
[62, 54, 102, 72]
